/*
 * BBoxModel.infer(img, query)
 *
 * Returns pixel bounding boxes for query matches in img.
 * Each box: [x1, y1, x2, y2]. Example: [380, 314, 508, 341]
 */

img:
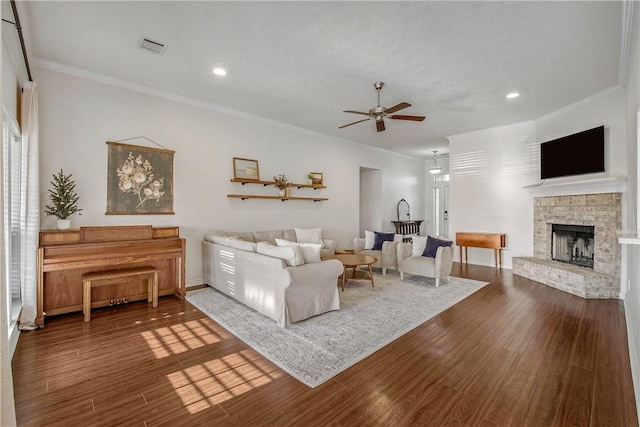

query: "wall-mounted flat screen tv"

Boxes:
[540, 125, 605, 180]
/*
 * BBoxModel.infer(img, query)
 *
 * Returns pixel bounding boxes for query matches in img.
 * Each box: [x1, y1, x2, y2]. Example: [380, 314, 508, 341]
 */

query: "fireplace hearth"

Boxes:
[551, 224, 594, 268]
[513, 192, 621, 299]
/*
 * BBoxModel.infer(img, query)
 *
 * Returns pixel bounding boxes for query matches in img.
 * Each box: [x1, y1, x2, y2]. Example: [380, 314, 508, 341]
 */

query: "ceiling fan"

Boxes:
[339, 81, 426, 132]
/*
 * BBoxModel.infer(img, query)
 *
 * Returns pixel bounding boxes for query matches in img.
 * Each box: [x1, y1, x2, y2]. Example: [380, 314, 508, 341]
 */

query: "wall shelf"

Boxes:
[227, 195, 328, 202]
[230, 178, 326, 189]
[229, 177, 328, 202]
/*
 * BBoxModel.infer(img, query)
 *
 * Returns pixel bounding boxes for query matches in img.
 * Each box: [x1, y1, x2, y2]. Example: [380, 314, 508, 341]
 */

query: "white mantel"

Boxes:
[523, 174, 627, 197]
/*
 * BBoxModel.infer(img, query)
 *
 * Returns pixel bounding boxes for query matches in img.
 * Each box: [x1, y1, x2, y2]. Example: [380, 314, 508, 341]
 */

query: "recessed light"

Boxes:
[213, 67, 227, 76]
[506, 92, 520, 99]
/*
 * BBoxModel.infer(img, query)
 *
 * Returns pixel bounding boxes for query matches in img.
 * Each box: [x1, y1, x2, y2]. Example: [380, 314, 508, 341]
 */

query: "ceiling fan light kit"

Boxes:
[339, 81, 426, 132]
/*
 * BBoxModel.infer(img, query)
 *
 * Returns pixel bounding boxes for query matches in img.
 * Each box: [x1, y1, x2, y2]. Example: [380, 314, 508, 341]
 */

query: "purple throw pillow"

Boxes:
[372, 232, 395, 250]
[422, 236, 452, 258]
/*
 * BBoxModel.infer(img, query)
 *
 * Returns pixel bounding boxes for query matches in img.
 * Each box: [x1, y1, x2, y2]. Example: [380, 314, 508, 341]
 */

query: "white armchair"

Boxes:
[353, 238, 399, 276]
[397, 236, 453, 287]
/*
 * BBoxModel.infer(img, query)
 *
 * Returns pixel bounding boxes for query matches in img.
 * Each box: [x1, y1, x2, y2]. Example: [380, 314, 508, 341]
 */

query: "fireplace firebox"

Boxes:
[551, 224, 594, 268]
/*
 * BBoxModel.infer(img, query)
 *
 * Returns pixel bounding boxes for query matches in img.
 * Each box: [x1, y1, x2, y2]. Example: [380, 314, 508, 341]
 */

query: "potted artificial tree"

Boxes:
[44, 169, 82, 229]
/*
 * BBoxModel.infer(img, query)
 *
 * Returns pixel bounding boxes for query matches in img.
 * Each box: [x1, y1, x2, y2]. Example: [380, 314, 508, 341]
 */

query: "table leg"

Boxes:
[368, 264, 374, 287]
[464, 246, 468, 264]
[494, 249, 498, 268]
[341, 266, 347, 291]
[459, 246, 463, 263]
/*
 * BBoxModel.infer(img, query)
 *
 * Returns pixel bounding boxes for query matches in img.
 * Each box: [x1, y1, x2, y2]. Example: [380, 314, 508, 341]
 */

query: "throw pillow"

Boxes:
[422, 236, 453, 258]
[364, 230, 375, 250]
[411, 236, 428, 257]
[295, 227, 324, 248]
[276, 238, 322, 263]
[372, 231, 395, 250]
[256, 242, 305, 266]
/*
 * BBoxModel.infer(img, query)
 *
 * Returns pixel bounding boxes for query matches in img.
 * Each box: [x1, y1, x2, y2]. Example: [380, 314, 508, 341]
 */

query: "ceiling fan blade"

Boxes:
[385, 102, 411, 114]
[338, 118, 370, 129]
[390, 114, 426, 122]
[376, 119, 386, 132]
[343, 110, 370, 116]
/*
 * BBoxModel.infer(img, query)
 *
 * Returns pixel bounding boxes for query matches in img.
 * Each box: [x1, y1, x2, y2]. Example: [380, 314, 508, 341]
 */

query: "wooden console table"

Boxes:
[456, 232, 506, 268]
[36, 225, 185, 326]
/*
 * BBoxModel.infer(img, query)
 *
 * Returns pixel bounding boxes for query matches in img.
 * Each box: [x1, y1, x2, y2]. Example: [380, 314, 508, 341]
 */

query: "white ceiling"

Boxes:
[15, 1, 624, 159]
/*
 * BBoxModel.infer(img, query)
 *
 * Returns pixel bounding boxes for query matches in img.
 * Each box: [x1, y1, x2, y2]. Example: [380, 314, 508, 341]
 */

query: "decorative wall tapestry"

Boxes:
[106, 141, 175, 215]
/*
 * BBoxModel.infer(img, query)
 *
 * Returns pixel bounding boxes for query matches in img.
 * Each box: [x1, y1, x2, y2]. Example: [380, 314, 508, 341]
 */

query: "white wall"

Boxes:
[35, 66, 426, 286]
[447, 121, 537, 269]
[623, 1, 640, 417]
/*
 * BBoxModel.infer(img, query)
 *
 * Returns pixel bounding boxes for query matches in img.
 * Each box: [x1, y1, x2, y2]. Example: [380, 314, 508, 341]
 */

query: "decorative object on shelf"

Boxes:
[397, 198, 410, 220]
[106, 141, 174, 215]
[273, 174, 289, 196]
[308, 172, 323, 185]
[44, 169, 82, 229]
[429, 150, 442, 174]
[233, 157, 260, 180]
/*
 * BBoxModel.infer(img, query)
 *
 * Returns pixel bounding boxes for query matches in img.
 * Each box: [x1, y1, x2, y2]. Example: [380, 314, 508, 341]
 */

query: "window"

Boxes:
[3, 109, 22, 333]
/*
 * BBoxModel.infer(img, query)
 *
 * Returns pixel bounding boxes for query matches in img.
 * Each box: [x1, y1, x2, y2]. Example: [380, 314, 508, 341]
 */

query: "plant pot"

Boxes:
[56, 219, 72, 230]
[278, 189, 286, 197]
[285, 187, 291, 197]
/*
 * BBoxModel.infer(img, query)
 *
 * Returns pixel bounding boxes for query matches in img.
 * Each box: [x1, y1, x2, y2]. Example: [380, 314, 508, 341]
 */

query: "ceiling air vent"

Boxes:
[138, 37, 166, 54]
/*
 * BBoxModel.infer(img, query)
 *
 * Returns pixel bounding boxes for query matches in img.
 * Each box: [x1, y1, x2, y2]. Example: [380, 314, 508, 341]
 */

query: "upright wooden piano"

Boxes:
[37, 225, 186, 326]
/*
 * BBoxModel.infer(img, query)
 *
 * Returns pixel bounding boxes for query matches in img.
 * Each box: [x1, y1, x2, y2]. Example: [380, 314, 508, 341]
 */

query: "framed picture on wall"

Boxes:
[309, 172, 323, 185]
[233, 157, 260, 181]
[106, 141, 175, 215]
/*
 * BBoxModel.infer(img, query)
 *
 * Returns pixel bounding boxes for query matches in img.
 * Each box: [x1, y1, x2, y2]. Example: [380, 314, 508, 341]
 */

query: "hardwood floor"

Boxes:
[12, 263, 638, 426]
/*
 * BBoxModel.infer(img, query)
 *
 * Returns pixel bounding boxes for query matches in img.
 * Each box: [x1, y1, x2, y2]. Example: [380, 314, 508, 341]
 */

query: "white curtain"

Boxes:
[18, 81, 39, 329]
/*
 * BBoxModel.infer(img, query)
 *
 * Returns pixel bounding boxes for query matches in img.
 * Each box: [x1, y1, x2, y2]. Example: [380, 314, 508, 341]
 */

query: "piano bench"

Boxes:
[82, 266, 159, 322]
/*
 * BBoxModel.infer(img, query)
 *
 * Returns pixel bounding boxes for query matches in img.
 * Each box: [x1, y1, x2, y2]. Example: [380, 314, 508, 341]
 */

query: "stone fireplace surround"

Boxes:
[513, 192, 622, 299]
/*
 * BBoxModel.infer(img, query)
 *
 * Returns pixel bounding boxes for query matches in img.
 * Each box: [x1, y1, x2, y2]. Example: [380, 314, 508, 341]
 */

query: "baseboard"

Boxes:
[186, 278, 205, 287]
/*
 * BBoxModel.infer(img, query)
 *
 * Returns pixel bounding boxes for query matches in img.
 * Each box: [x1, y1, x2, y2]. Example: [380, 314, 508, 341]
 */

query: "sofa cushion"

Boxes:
[283, 229, 297, 242]
[206, 234, 257, 252]
[253, 230, 284, 245]
[373, 232, 395, 250]
[412, 236, 428, 257]
[227, 238, 258, 252]
[422, 236, 453, 258]
[276, 238, 322, 263]
[206, 234, 236, 246]
[295, 227, 324, 247]
[257, 241, 305, 266]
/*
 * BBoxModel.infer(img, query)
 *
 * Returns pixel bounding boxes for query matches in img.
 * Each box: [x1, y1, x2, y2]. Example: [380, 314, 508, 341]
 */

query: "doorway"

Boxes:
[432, 174, 449, 237]
[359, 167, 382, 237]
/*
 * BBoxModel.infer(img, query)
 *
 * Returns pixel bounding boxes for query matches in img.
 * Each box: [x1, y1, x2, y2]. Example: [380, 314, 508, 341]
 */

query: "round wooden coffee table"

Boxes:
[323, 254, 377, 291]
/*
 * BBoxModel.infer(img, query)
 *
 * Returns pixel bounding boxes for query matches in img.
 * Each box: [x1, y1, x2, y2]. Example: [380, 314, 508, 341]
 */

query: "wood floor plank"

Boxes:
[11, 263, 638, 426]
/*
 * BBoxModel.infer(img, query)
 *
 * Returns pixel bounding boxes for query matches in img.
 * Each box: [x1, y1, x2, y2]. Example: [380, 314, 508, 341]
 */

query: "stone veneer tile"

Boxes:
[519, 192, 622, 299]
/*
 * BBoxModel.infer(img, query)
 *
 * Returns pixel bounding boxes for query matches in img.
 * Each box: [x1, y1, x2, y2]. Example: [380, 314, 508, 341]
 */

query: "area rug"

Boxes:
[186, 272, 489, 388]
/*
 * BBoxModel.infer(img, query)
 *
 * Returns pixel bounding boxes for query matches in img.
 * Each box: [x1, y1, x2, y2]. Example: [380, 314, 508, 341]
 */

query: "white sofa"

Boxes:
[202, 229, 342, 327]
[397, 236, 453, 287]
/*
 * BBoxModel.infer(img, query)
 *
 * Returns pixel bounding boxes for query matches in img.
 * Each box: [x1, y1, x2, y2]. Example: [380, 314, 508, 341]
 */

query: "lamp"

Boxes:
[429, 150, 442, 174]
